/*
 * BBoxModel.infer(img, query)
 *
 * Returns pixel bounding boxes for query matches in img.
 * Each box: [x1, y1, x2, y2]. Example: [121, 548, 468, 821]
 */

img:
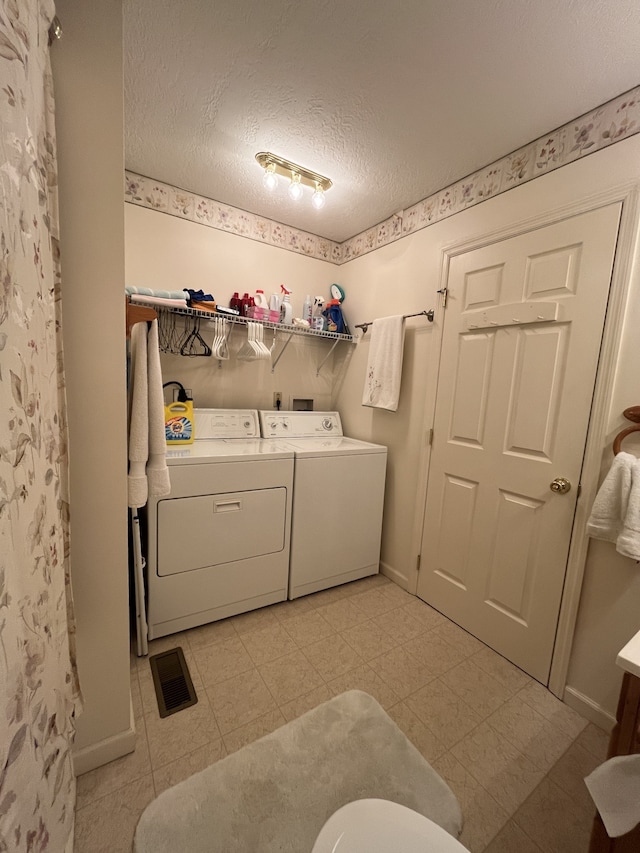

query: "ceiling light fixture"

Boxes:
[288, 172, 303, 201]
[256, 152, 332, 209]
[311, 183, 326, 210]
[262, 162, 278, 191]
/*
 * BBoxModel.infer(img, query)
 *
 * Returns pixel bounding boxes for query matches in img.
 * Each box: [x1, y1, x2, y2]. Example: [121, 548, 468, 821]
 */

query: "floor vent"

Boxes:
[149, 647, 198, 718]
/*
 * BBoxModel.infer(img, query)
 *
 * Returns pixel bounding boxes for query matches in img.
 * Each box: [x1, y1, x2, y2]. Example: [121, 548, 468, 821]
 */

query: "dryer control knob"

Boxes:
[322, 417, 333, 431]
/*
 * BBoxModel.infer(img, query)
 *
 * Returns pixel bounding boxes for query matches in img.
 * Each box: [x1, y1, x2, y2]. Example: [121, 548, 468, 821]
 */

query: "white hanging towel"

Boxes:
[361, 315, 405, 412]
[127, 322, 149, 508]
[127, 319, 170, 508]
[586, 452, 635, 543]
[146, 320, 171, 499]
[616, 458, 640, 560]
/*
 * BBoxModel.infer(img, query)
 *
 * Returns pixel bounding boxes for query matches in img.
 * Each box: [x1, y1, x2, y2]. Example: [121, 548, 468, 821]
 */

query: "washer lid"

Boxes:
[279, 436, 387, 457]
[166, 438, 293, 464]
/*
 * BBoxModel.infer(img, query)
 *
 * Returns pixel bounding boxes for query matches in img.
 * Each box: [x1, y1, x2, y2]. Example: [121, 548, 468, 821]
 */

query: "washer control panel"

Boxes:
[259, 411, 343, 438]
[194, 409, 260, 439]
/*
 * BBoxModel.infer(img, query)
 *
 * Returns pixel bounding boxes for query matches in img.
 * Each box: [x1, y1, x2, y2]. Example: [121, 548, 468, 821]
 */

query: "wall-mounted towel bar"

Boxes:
[355, 309, 434, 335]
[613, 406, 640, 455]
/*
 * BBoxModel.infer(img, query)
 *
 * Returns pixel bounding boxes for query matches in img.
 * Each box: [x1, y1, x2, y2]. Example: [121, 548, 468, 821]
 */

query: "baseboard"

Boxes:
[73, 696, 137, 776]
[380, 561, 411, 591]
[563, 686, 616, 732]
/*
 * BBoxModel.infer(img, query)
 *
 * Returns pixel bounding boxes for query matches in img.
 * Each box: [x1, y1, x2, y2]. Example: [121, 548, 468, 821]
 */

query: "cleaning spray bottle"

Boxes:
[312, 296, 326, 330]
[279, 285, 293, 324]
[302, 294, 313, 325]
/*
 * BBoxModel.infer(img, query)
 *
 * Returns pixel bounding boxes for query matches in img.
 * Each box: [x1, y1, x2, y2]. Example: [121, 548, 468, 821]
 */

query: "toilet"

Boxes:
[312, 798, 470, 853]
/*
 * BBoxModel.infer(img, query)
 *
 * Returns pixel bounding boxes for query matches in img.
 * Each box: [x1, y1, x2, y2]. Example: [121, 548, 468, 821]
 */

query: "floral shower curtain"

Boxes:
[1, 1, 81, 850]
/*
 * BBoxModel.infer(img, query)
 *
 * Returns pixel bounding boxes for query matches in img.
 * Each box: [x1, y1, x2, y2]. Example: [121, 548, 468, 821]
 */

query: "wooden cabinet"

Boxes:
[588, 672, 640, 852]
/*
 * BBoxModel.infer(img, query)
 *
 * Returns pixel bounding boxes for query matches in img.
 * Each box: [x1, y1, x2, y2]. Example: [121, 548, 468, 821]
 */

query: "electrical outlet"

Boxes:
[273, 391, 282, 408]
[173, 388, 192, 402]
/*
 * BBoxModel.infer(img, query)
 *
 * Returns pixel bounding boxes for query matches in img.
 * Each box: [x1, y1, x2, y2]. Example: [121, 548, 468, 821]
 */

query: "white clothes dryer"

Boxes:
[259, 411, 387, 599]
[145, 409, 294, 639]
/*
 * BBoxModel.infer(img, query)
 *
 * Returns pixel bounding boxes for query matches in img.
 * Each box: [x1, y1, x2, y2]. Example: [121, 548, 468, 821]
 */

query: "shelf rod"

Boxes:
[355, 309, 434, 335]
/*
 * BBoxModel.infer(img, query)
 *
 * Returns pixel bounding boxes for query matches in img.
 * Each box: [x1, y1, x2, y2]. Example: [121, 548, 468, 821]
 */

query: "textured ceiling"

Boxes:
[124, 0, 640, 243]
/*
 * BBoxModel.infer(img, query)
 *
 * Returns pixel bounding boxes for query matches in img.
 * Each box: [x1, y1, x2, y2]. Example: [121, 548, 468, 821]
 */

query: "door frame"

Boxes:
[409, 182, 640, 700]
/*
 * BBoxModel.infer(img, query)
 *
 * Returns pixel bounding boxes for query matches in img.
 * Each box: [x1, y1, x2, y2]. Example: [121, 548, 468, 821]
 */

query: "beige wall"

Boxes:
[125, 204, 341, 411]
[126, 136, 640, 725]
[53, 0, 133, 770]
[336, 134, 640, 724]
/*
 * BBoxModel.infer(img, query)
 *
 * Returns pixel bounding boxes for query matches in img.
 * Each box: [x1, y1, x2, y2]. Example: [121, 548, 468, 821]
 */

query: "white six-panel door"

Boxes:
[417, 204, 621, 683]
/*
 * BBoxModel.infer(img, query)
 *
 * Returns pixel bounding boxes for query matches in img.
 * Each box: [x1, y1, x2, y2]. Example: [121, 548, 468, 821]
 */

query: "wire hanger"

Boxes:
[612, 406, 640, 455]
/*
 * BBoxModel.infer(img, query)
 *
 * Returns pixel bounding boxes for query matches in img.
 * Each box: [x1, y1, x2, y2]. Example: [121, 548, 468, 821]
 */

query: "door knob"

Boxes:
[550, 477, 571, 494]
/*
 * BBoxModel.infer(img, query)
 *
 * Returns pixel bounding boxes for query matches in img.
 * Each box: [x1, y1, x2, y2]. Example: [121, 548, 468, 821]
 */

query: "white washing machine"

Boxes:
[259, 411, 387, 599]
[145, 409, 294, 639]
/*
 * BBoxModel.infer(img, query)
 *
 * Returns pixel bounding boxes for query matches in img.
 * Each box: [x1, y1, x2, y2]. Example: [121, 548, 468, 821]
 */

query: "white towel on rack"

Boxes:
[586, 452, 635, 543]
[146, 320, 171, 499]
[361, 315, 405, 412]
[616, 458, 640, 560]
[127, 320, 170, 508]
[128, 322, 149, 508]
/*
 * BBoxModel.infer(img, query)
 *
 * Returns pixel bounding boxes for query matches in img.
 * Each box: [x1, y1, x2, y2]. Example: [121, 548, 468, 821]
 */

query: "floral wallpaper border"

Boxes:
[125, 84, 640, 266]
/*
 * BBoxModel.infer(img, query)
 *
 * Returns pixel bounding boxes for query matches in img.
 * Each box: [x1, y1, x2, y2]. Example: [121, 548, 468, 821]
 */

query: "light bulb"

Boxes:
[288, 172, 303, 201]
[311, 185, 326, 209]
[262, 163, 277, 191]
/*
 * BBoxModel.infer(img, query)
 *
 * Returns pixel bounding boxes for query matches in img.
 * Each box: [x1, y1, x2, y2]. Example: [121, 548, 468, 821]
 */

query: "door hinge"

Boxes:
[437, 287, 448, 308]
[416, 554, 422, 573]
[427, 428, 433, 446]
[577, 482, 582, 498]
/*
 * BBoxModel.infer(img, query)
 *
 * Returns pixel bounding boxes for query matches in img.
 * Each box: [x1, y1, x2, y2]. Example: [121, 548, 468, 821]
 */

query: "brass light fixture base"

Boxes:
[256, 152, 332, 192]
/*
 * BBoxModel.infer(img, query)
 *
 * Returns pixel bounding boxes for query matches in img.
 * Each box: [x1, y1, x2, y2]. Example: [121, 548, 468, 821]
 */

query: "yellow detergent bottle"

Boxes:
[162, 382, 194, 445]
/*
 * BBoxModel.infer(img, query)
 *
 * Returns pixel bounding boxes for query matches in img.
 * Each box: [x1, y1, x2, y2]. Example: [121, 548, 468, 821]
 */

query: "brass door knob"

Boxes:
[550, 477, 571, 494]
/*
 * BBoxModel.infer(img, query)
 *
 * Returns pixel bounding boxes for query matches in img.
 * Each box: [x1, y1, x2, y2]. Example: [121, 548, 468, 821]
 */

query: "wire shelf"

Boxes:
[134, 299, 355, 343]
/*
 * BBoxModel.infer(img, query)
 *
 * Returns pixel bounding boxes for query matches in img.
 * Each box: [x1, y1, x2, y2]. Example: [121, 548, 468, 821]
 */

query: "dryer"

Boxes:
[259, 411, 387, 599]
[146, 409, 294, 639]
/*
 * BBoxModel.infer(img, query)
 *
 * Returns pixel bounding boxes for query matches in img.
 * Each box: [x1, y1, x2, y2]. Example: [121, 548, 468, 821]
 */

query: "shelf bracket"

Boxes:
[271, 332, 295, 372]
[316, 338, 341, 376]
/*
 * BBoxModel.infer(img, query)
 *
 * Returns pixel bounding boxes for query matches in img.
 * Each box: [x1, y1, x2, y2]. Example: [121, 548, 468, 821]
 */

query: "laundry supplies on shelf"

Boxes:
[279, 284, 293, 324]
[323, 299, 347, 334]
[162, 382, 194, 445]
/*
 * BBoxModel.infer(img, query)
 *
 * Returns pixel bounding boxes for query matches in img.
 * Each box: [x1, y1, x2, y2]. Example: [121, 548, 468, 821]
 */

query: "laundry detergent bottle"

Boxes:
[280, 285, 293, 324]
[323, 299, 345, 334]
[162, 382, 194, 445]
[254, 289, 269, 310]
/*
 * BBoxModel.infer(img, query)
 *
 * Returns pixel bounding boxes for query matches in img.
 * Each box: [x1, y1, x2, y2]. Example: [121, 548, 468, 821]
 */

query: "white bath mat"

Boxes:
[134, 690, 462, 852]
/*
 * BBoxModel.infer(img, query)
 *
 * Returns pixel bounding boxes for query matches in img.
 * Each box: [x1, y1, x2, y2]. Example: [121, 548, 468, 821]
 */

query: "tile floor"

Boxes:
[74, 574, 607, 852]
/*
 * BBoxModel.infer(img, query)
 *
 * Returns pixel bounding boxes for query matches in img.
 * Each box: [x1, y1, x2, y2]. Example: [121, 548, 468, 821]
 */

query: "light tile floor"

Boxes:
[74, 575, 607, 852]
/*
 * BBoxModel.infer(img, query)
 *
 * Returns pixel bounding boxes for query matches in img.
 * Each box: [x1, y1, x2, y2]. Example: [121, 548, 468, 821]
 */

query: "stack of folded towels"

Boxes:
[126, 286, 217, 311]
[126, 285, 189, 308]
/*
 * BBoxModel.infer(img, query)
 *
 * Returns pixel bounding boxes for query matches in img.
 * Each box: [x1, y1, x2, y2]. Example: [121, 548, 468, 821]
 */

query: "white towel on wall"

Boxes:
[362, 315, 405, 412]
[616, 458, 640, 560]
[146, 320, 171, 499]
[127, 323, 149, 508]
[127, 320, 170, 508]
[586, 452, 635, 543]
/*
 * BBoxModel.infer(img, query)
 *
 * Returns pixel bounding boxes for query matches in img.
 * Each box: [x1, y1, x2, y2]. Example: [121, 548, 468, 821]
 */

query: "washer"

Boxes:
[259, 411, 387, 599]
[146, 409, 294, 639]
